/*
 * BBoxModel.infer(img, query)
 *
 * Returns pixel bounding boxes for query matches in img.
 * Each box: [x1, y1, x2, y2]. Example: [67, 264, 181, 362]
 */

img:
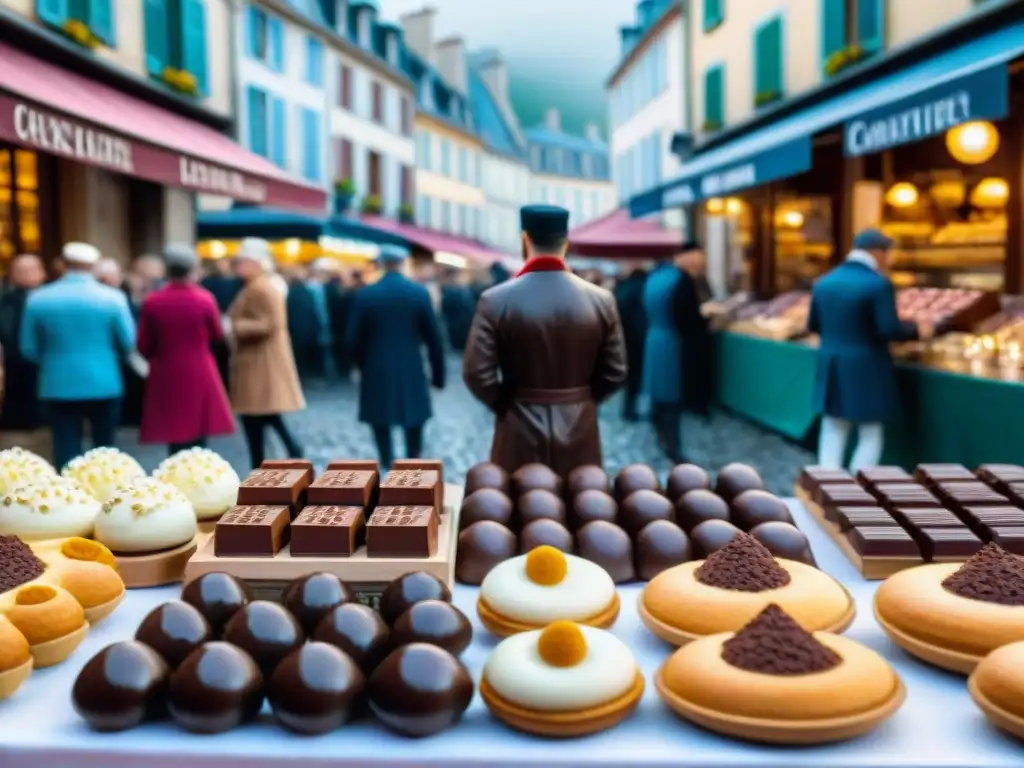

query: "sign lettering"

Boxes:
[845, 91, 971, 156]
[179, 157, 268, 202]
[700, 164, 756, 197]
[13, 103, 133, 172]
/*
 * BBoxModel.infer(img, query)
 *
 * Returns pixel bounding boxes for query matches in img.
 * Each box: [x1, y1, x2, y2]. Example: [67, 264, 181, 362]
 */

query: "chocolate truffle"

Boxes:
[464, 462, 511, 496]
[749, 521, 816, 566]
[135, 601, 212, 668]
[666, 463, 711, 501]
[456, 521, 517, 585]
[714, 463, 765, 503]
[368, 643, 474, 736]
[575, 520, 635, 583]
[614, 463, 661, 500]
[517, 489, 567, 526]
[313, 603, 390, 673]
[459, 488, 514, 529]
[282, 572, 355, 636]
[169, 642, 264, 733]
[520, 518, 574, 554]
[181, 571, 252, 636]
[378, 571, 453, 626]
[511, 463, 562, 498]
[675, 489, 730, 531]
[267, 642, 365, 734]
[73, 641, 170, 731]
[571, 489, 619, 529]
[619, 489, 675, 536]
[390, 600, 473, 657]
[690, 519, 743, 556]
[730, 489, 794, 531]
[635, 520, 693, 581]
[222, 600, 305, 677]
[566, 465, 611, 497]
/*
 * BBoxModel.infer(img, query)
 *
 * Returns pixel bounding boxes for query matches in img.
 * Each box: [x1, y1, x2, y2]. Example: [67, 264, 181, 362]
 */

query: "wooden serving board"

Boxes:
[183, 484, 464, 606]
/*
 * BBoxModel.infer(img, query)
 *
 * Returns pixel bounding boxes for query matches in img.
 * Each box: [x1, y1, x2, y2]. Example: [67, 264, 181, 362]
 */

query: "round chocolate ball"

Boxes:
[666, 463, 711, 501]
[455, 521, 517, 585]
[379, 571, 452, 626]
[459, 488, 514, 529]
[511, 463, 562, 498]
[135, 600, 212, 669]
[690, 519, 743, 556]
[267, 642, 365, 734]
[619, 489, 674, 536]
[575, 520, 635, 583]
[566, 465, 611, 497]
[635, 520, 693, 581]
[749, 521, 816, 566]
[390, 600, 473, 657]
[73, 641, 169, 731]
[367, 643, 474, 737]
[520, 518, 574, 554]
[571, 489, 618, 529]
[169, 642, 264, 733]
[614, 463, 661, 500]
[714, 463, 765, 503]
[282, 572, 355, 636]
[517, 489, 567, 527]
[222, 600, 304, 677]
[731, 489, 794, 531]
[675, 489, 730, 532]
[313, 603, 390, 673]
[464, 462, 510, 496]
[181, 572, 251, 635]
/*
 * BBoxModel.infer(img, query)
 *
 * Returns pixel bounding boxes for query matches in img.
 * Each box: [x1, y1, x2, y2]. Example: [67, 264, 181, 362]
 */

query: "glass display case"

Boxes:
[0, 146, 41, 270]
[772, 195, 834, 292]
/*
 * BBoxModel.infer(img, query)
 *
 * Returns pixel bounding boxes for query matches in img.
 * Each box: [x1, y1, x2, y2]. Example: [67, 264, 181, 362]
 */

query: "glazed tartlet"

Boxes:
[640, 533, 853, 645]
[94, 478, 198, 553]
[481, 620, 644, 737]
[0, 614, 32, 701]
[3, 584, 88, 667]
[875, 543, 1024, 673]
[62, 447, 146, 503]
[969, 641, 1024, 740]
[477, 546, 619, 636]
[0, 447, 58, 495]
[154, 448, 240, 522]
[31, 537, 125, 624]
[0, 478, 101, 540]
[656, 605, 904, 744]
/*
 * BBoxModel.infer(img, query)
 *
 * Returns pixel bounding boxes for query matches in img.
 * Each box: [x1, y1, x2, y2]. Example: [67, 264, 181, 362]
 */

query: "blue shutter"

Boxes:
[704, 65, 723, 127]
[271, 98, 286, 168]
[36, 0, 69, 26]
[858, 0, 885, 53]
[87, 0, 114, 45]
[142, 0, 167, 76]
[245, 5, 258, 58]
[180, 0, 208, 94]
[247, 87, 268, 157]
[303, 110, 321, 182]
[821, 0, 846, 64]
[754, 18, 783, 99]
[269, 18, 285, 71]
[703, 0, 723, 31]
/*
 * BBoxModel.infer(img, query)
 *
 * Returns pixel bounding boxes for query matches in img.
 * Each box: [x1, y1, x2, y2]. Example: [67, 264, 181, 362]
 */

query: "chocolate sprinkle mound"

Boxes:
[941, 543, 1024, 606]
[721, 604, 841, 675]
[0, 534, 46, 593]
[694, 532, 791, 592]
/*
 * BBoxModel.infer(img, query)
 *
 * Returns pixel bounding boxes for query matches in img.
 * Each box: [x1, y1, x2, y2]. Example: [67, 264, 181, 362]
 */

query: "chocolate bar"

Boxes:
[238, 468, 310, 514]
[914, 463, 976, 486]
[214, 505, 290, 557]
[290, 506, 365, 557]
[260, 459, 315, 485]
[872, 483, 941, 509]
[916, 527, 983, 561]
[856, 466, 914, 487]
[989, 527, 1024, 555]
[847, 526, 919, 558]
[366, 506, 438, 558]
[308, 470, 379, 507]
[327, 459, 381, 474]
[379, 470, 441, 512]
[798, 467, 854, 492]
[836, 507, 897, 532]
[817, 484, 876, 520]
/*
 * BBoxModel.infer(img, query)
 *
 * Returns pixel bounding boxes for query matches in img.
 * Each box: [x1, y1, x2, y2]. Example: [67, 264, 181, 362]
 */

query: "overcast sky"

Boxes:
[377, 0, 637, 135]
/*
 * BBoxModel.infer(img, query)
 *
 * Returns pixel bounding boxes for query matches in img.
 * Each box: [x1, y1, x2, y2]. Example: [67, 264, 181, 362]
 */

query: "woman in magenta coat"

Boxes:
[137, 245, 235, 452]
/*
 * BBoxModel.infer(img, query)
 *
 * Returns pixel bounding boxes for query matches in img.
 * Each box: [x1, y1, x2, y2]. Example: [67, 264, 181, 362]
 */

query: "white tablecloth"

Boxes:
[0, 500, 1020, 767]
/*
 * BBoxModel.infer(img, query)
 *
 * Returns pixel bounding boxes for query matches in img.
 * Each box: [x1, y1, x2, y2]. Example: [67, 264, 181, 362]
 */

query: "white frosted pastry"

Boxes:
[0, 448, 57, 495]
[153, 448, 239, 521]
[62, 447, 146, 503]
[0, 478, 101, 540]
[93, 478, 197, 553]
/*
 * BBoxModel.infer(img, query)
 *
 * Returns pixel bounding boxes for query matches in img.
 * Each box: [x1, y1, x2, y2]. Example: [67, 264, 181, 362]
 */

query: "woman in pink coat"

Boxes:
[138, 245, 235, 452]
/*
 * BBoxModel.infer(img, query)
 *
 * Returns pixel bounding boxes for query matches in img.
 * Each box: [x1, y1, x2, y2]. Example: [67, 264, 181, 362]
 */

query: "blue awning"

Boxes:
[196, 207, 407, 247]
[630, 19, 1024, 218]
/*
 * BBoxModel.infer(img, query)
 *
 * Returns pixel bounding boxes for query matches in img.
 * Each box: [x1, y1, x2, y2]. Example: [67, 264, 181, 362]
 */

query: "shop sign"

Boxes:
[179, 157, 267, 202]
[10, 102, 133, 173]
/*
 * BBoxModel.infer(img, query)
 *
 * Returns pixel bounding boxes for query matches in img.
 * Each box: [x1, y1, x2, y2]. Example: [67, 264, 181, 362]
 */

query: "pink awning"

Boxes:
[0, 42, 325, 212]
[569, 207, 681, 259]
[360, 215, 509, 267]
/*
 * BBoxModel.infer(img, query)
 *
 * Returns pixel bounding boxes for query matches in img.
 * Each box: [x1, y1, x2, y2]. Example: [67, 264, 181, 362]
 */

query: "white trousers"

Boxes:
[817, 416, 885, 472]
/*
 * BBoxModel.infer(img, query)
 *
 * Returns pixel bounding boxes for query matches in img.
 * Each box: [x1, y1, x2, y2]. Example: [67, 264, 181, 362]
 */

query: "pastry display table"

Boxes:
[0, 501, 1020, 768]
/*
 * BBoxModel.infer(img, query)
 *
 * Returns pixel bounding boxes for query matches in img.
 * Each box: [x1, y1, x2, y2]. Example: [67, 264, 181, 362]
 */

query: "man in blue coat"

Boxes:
[19, 242, 137, 469]
[809, 229, 933, 470]
[345, 244, 445, 468]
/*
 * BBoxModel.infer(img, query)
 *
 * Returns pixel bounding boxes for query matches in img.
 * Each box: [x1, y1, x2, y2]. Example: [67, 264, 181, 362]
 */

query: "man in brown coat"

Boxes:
[462, 205, 628, 477]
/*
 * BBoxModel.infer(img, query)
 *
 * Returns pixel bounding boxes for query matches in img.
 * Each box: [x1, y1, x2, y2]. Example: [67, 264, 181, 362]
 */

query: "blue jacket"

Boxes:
[809, 259, 917, 423]
[19, 273, 137, 401]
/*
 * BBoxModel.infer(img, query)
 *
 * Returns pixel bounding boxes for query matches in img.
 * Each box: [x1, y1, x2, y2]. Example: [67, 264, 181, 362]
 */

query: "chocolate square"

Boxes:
[975, 464, 1024, 492]
[238, 469, 310, 512]
[366, 506, 438, 558]
[379, 470, 441, 511]
[214, 505, 291, 557]
[937, 482, 1009, 508]
[836, 506, 897, 532]
[1007, 482, 1024, 509]
[290, 506, 365, 557]
[960, 506, 1024, 540]
[817, 484, 876, 519]
[894, 508, 962, 531]
[798, 467, 854, 492]
[914, 463, 976, 486]
[872, 483, 941, 509]
[916, 527, 982, 561]
[989, 527, 1024, 555]
[856, 466, 914, 487]
[327, 459, 381, 474]
[847, 526, 919, 558]
[392, 458, 444, 484]
[260, 459, 314, 485]
[308, 470, 379, 507]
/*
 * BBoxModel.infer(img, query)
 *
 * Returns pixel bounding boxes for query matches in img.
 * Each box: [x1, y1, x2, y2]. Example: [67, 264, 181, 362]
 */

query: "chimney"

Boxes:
[544, 107, 561, 132]
[400, 6, 436, 64]
[434, 36, 467, 94]
[585, 123, 602, 142]
[475, 48, 509, 107]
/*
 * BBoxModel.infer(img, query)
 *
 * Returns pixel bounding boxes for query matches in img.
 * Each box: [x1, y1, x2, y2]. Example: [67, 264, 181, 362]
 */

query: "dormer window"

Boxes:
[420, 75, 434, 110]
[582, 153, 593, 177]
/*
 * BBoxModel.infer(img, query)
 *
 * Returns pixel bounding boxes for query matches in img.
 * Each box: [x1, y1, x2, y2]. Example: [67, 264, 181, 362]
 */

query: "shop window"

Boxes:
[821, 0, 885, 76]
[703, 63, 725, 133]
[0, 149, 42, 266]
[144, 0, 210, 96]
[773, 196, 835, 292]
[37, 0, 116, 47]
[753, 16, 783, 108]
[703, 0, 724, 32]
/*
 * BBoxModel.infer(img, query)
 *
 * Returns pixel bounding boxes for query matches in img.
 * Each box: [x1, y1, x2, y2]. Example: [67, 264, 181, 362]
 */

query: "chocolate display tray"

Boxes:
[183, 484, 461, 593]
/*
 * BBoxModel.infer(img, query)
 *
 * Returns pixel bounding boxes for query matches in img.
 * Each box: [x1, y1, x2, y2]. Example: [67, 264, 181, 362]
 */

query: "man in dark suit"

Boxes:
[439, 268, 475, 352]
[287, 266, 327, 382]
[345, 245, 445, 468]
[613, 267, 648, 420]
[809, 229, 933, 470]
[0, 254, 46, 454]
[326, 271, 355, 382]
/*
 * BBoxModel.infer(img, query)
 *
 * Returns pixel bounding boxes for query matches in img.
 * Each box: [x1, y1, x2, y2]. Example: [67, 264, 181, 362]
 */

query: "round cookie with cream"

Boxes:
[477, 545, 619, 636]
[62, 447, 146, 503]
[93, 478, 197, 554]
[153, 447, 239, 521]
[481, 621, 644, 736]
[0, 447, 58, 495]
[0, 478, 101, 540]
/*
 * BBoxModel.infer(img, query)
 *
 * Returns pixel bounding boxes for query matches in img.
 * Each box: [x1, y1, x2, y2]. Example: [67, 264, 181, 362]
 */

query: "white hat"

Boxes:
[63, 242, 100, 265]
[310, 257, 336, 273]
[236, 237, 273, 270]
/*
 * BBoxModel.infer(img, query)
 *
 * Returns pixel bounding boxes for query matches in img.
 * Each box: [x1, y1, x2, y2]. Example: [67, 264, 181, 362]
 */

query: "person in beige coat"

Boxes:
[226, 238, 305, 467]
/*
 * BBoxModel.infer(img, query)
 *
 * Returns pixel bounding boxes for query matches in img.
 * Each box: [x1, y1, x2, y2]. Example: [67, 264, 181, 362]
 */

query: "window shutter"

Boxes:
[271, 98, 286, 168]
[704, 65, 723, 126]
[302, 111, 320, 182]
[703, 0, 722, 31]
[858, 0, 885, 52]
[270, 18, 284, 72]
[142, 0, 167, 76]
[245, 5, 258, 58]
[755, 18, 783, 97]
[247, 87, 268, 157]
[36, 0, 69, 27]
[821, 0, 846, 63]
[180, 0, 208, 94]
[87, 0, 115, 46]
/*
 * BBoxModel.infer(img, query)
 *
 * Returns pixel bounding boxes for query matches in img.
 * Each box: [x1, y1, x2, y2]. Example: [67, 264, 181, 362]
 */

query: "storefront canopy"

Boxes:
[0, 43, 325, 212]
[569, 208, 681, 259]
[629, 19, 1024, 218]
[359, 214, 509, 267]
[197, 207, 409, 246]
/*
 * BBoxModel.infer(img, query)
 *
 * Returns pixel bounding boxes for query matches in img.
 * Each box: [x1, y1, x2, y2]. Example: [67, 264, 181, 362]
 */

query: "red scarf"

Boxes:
[516, 256, 567, 277]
